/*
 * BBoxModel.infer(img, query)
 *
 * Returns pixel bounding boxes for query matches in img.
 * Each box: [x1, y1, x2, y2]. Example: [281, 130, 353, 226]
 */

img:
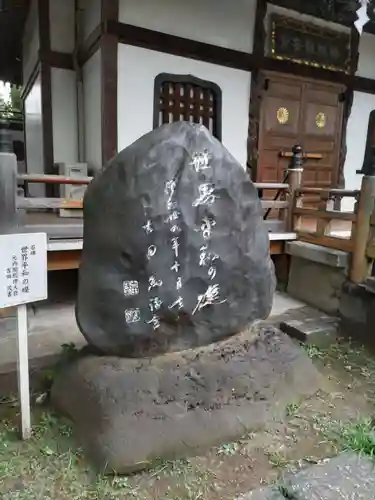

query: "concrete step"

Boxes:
[277, 306, 338, 348]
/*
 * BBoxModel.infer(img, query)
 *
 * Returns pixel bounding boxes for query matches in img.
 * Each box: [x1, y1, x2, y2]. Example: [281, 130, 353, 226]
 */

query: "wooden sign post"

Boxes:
[0, 232, 48, 439]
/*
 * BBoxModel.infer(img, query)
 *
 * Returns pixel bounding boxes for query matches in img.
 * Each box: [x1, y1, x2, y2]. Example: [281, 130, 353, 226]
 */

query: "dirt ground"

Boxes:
[1, 338, 375, 500]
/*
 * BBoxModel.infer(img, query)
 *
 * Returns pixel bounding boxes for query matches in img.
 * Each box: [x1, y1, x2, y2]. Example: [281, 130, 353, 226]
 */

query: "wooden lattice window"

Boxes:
[153, 73, 222, 140]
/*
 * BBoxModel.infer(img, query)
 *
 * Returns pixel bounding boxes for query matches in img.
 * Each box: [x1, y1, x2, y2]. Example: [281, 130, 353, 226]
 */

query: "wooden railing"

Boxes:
[17, 173, 92, 210]
[16, 174, 292, 218]
[3, 149, 375, 284]
[290, 175, 375, 283]
[292, 187, 359, 253]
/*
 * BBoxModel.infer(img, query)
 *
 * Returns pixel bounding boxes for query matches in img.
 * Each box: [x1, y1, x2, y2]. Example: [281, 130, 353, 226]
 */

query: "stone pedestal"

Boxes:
[287, 242, 349, 314]
[52, 325, 321, 474]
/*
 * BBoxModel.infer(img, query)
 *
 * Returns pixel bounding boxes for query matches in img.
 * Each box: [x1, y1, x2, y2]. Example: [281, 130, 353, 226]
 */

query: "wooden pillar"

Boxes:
[350, 174, 375, 283]
[0, 153, 18, 318]
[0, 153, 18, 234]
[101, 0, 119, 166]
[247, 0, 267, 178]
[38, 0, 54, 184]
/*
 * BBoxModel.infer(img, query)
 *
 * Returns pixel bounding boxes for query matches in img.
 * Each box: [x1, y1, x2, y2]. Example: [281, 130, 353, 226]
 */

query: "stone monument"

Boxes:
[52, 122, 321, 474]
[76, 121, 275, 356]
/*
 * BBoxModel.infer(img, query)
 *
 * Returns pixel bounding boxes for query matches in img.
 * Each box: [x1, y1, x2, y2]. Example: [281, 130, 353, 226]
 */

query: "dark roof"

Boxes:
[0, 0, 30, 84]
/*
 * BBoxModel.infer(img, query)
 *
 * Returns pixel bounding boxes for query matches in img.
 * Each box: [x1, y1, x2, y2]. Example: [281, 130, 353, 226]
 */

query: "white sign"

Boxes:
[0, 232, 47, 308]
[0, 232, 48, 440]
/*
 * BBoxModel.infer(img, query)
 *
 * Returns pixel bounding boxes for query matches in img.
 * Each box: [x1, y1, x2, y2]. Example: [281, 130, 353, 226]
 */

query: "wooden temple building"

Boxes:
[1, 0, 375, 272]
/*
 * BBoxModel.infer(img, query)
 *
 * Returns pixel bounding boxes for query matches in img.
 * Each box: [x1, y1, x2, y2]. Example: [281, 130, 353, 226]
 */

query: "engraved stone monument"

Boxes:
[53, 123, 321, 474]
[76, 121, 275, 356]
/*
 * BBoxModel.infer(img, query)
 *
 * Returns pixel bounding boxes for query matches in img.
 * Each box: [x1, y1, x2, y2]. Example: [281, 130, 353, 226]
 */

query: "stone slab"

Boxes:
[237, 487, 285, 499]
[51, 325, 321, 474]
[280, 314, 338, 348]
[283, 453, 375, 499]
[286, 242, 349, 269]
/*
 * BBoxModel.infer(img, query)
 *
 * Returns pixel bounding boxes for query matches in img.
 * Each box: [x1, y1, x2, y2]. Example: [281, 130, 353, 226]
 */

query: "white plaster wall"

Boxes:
[51, 68, 78, 164]
[22, 0, 39, 85]
[357, 32, 375, 79]
[24, 74, 44, 197]
[342, 33, 375, 210]
[119, 0, 256, 53]
[49, 0, 75, 53]
[83, 50, 102, 170]
[78, 0, 101, 42]
[117, 44, 250, 167]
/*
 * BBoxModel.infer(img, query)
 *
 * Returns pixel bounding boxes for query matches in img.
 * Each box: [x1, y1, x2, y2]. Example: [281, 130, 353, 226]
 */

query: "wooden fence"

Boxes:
[17, 174, 292, 214]
[2, 150, 375, 284]
[289, 175, 375, 283]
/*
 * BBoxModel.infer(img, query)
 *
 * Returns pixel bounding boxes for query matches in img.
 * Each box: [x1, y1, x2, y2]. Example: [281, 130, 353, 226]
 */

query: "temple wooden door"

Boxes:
[256, 72, 345, 192]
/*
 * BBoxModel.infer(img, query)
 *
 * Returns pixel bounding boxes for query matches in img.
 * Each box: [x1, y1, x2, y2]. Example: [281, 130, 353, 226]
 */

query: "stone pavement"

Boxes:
[239, 453, 375, 499]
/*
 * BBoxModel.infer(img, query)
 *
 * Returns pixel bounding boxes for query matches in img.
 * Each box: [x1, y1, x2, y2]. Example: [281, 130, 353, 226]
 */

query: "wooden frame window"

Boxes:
[153, 73, 222, 140]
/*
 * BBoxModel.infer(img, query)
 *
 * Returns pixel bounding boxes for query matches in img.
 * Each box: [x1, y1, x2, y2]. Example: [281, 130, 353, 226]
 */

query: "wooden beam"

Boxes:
[350, 175, 375, 282]
[293, 208, 356, 222]
[261, 200, 289, 209]
[297, 232, 354, 253]
[75, 17, 375, 96]
[269, 240, 285, 255]
[296, 187, 359, 196]
[110, 21, 251, 71]
[48, 250, 82, 271]
[17, 198, 83, 210]
[78, 24, 102, 66]
[41, 50, 75, 70]
[0, 154, 18, 234]
[248, 0, 267, 176]
[38, 0, 54, 191]
[108, 21, 375, 95]
[18, 173, 92, 185]
[101, 0, 119, 166]
[338, 27, 360, 190]
[21, 60, 41, 101]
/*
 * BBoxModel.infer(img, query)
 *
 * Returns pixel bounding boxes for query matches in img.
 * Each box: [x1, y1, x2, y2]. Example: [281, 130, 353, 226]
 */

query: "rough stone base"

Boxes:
[51, 325, 321, 474]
